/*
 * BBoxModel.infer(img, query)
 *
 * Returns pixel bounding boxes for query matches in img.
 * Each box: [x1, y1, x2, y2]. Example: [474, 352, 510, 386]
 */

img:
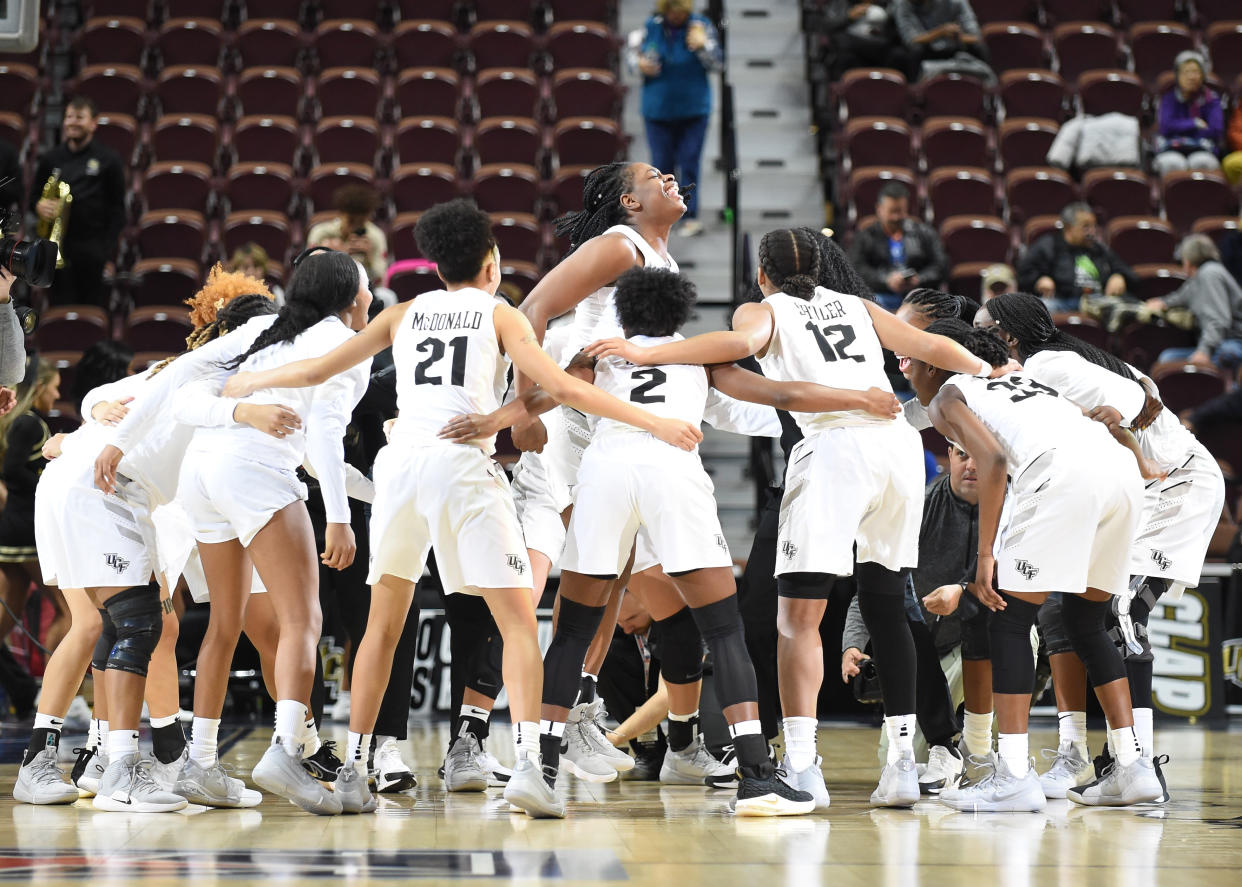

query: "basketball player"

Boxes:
[978, 292, 1224, 802]
[587, 227, 1004, 808]
[221, 199, 703, 818]
[906, 319, 1163, 811]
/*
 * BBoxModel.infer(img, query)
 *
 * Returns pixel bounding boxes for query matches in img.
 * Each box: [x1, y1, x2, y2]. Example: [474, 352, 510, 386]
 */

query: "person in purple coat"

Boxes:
[1153, 50, 1224, 177]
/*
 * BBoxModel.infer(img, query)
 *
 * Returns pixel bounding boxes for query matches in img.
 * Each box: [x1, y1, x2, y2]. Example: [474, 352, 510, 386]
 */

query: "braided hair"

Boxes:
[758, 227, 821, 300]
[902, 288, 981, 323]
[222, 250, 362, 371]
[924, 318, 1011, 369]
[554, 162, 636, 253]
[984, 292, 1138, 381]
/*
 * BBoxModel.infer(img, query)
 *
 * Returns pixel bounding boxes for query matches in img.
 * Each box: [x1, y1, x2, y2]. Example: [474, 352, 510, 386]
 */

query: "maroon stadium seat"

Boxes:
[917, 73, 987, 119]
[236, 19, 304, 70]
[1152, 363, 1226, 415]
[552, 116, 624, 167]
[997, 117, 1058, 170]
[1082, 168, 1155, 221]
[1077, 69, 1147, 118]
[393, 116, 460, 167]
[1128, 22, 1194, 86]
[394, 68, 460, 119]
[131, 258, 202, 308]
[1052, 22, 1121, 82]
[72, 64, 145, 116]
[920, 117, 990, 171]
[313, 115, 381, 166]
[998, 69, 1068, 120]
[467, 20, 537, 70]
[1106, 215, 1176, 266]
[471, 162, 541, 214]
[1130, 263, 1190, 301]
[313, 19, 381, 70]
[926, 167, 997, 223]
[306, 162, 375, 212]
[837, 68, 908, 120]
[552, 68, 622, 120]
[841, 116, 912, 171]
[225, 161, 296, 213]
[124, 306, 195, 353]
[1206, 23, 1242, 84]
[1162, 170, 1238, 234]
[232, 114, 302, 164]
[155, 65, 224, 117]
[150, 113, 219, 166]
[1004, 166, 1078, 224]
[392, 20, 459, 71]
[222, 210, 293, 263]
[156, 18, 225, 68]
[143, 160, 213, 213]
[137, 210, 208, 262]
[235, 67, 306, 119]
[490, 212, 544, 264]
[36, 306, 110, 353]
[940, 215, 1011, 265]
[388, 211, 423, 260]
[79, 16, 146, 67]
[390, 162, 461, 213]
[545, 21, 618, 71]
[981, 23, 1046, 72]
[474, 115, 543, 167]
[474, 68, 542, 121]
[316, 67, 383, 120]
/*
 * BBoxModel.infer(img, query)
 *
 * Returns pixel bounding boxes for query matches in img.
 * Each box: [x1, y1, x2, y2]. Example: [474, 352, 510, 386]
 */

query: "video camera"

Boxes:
[0, 206, 55, 334]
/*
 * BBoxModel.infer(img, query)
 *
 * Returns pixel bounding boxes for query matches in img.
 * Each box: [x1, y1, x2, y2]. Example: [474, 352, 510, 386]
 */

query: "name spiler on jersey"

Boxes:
[792, 299, 848, 322]
[408, 310, 485, 332]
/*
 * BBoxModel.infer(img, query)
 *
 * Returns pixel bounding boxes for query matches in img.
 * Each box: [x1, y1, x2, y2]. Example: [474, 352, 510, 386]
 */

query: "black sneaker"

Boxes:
[1092, 745, 1115, 781]
[734, 765, 815, 817]
[625, 741, 665, 782]
[301, 740, 344, 783]
[705, 744, 740, 789]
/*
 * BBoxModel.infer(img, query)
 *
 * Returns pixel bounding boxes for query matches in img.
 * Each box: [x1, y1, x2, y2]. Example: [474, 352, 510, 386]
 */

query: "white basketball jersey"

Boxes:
[757, 286, 893, 434]
[592, 334, 708, 447]
[389, 287, 509, 454]
[946, 372, 1113, 474]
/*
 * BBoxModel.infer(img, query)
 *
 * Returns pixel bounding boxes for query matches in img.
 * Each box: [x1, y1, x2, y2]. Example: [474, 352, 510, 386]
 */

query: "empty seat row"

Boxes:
[962, 0, 1234, 27]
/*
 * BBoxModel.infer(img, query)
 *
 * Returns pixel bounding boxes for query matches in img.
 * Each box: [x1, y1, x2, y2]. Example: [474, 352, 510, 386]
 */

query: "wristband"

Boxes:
[972, 357, 992, 378]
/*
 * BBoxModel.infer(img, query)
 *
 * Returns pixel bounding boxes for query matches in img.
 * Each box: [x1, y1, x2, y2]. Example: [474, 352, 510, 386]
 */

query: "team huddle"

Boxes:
[8, 159, 1224, 819]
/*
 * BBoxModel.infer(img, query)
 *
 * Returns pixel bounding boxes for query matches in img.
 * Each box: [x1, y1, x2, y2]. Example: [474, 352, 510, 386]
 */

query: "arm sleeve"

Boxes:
[1160, 276, 1192, 310]
[703, 389, 782, 437]
[1024, 351, 1146, 425]
[170, 378, 241, 428]
[304, 362, 370, 524]
[2, 415, 43, 497]
[0, 303, 24, 386]
[842, 594, 871, 653]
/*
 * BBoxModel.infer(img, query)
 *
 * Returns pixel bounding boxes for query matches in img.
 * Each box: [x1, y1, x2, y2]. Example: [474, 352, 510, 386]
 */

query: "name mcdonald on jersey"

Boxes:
[409, 310, 485, 332]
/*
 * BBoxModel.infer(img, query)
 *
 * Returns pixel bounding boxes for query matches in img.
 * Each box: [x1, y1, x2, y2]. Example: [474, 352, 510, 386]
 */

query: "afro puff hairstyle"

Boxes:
[923, 318, 1011, 369]
[415, 198, 497, 284]
[613, 267, 697, 338]
[186, 263, 274, 329]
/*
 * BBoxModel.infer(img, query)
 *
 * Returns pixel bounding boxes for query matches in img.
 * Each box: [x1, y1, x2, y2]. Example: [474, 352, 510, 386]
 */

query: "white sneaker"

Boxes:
[576, 701, 634, 772]
[940, 756, 1046, 813]
[173, 756, 261, 808]
[149, 748, 189, 793]
[1038, 741, 1093, 800]
[920, 745, 964, 794]
[660, 735, 733, 785]
[561, 712, 619, 783]
[13, 748, 80, 805]
[503, 759, 565, 819]
[869, 753, 920, 808]
[1068, 757, 1163, 807]
[93, 753, 188, 813]
[64, 697, 92, 732]
[328, 692, 350, 722]
[778, 755, 830, 810]
[373, 737, 417, 793]
[442, 735, 488, 792]
[475, 746, 512, 786]
[71, 747, 107, 798]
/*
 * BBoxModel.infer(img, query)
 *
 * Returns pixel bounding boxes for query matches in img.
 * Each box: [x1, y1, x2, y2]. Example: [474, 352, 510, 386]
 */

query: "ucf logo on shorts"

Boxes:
[105, 553, 131, 574]
[1014, 559, 1039, 580]
[1151, 550, 1172, 572]
[781, 541, 798, 560]
[506, 554, 527, 576]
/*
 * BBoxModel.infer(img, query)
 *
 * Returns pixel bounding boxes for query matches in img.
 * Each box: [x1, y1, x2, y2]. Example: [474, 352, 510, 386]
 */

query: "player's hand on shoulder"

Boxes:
[512, 417, 548, 453]
[862, 387, 901, 419]
[235, 403, 302, 439]
[652, 417, 703, 451]
[1086, 404, 1124, 431]
[93, 396, 134, 426]
[922, 583, 964, 616]
[42, 433, 66, 460]
[585, 337, 649, 364]
[439, 412, 496, 443]
[988, 359, 1022, 378]
[322, 522, 356, 570]
[222, 371, 261, 399]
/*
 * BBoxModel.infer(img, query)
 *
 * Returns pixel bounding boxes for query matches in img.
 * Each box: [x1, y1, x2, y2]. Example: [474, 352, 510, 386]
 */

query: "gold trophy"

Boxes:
[35, 168, 72, 269]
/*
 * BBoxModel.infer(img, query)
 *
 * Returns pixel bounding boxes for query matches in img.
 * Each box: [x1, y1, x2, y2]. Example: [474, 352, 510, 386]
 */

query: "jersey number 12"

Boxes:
[414, 336, 468, 386]
[805, 322, 864, 363]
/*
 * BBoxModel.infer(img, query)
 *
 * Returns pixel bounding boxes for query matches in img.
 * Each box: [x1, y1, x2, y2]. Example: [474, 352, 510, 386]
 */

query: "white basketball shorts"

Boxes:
[177, 455, 307, 547]
[1130, 442, 1224, 590]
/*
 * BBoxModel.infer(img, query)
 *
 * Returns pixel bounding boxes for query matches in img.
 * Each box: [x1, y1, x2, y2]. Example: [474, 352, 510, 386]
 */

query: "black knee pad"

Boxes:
[1036, 593, 1075, 657]
[655, 606, 703, 685]
[989, 594, 1041, 694]
[1107, 576, 1168, 664]
[1061, 594, 1127, 688]
[92, 609, 116, 672]
[689, 595, 757, 710]
[467, 634, 504, 697]
[777, 571, 835, 600]
[102, 585, 164, 677]
[541, 597, 605, 709]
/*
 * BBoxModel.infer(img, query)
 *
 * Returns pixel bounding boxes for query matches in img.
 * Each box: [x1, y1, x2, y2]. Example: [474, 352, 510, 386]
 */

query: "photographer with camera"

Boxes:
[306, 185, 389, 287]
[848, 182, 950, 311]
[28, 96, 126, 308]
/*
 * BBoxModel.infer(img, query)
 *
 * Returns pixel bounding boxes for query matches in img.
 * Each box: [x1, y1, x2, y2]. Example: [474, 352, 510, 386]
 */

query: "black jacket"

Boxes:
[849, 218, 949, 293]
[28, 138, 126, 261]
[1016, 233, 1137, 304]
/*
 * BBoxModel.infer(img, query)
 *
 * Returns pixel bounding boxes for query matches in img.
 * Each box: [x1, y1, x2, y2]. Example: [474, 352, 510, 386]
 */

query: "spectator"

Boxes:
[821, 1, 913, 81]
[632, 0, 722, 237]
[226, 243, 285, 303]
[306, 184, 390, 285]
[27, 97, 126, 308]
[1145, 233, 1242, 372]
[1016, 202, 1135, 314]
[979, 263, 1016, 304]
[1221, 95, 1242, 186]
[891, 0, 991, 81]
[1152, 51, 1224, 178]
[848, 182, 949, 311]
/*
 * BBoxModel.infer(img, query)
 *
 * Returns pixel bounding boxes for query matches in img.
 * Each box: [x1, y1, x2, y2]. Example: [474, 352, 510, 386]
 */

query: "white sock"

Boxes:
[962, 710, 993, 757]
[1058, 711, 1088, 756]
[98, 720, 110, 752]
[87, 718, 101, 751]
[884, 714, 916, 764]
[299, 717, 321, 758]
[346, 731, 371, 776]
[190, 717, 220, 767]
[783, 716, 818, 772]
[458, 704, 490, 739]
[1109, 725, 1142, 767]
[539, 719, 565, 738]
[150, 714, 178, 730]
[997, 732, 1029, 775]
[107, 729, 139, 761]
[1132, 708, 1154, 758]
[33, 712, 64, 732]
[274, 700, 306, 756]
[514, 721, 539, 762]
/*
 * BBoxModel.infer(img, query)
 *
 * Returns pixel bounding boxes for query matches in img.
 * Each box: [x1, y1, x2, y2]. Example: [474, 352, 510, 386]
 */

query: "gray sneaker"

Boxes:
[561, 716, 619, 783]
[869, 753, 920, 808]
[1068, 757, 1163, 807]
[660, 735, 734, 786]
[503, 759, 565, 819]
[174, 757, 262, 808]
[92, 753, 189, 813]
[1039, 741, 1093, 799]
[940, 756, 1046, 813]
[576, 701, 634, 772]
[13, 748, 80, 805]
[335, 765, 377, 814]
[251, 740, 343, 815]
[956, 739, 993, 788]
[150, 748, 189, 793]
[443, 735, 488, 792]
[777, 755, 831, 810]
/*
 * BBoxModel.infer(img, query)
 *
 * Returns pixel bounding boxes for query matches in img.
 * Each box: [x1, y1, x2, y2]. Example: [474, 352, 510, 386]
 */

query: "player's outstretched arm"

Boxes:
[495, 305, 702, 451]
[222, 304, 405, 399]
[586, 302, 775, 366]
[928, 386, 1008, 611]
[707, 363, 900, 419]
[865, 300, 997, 377]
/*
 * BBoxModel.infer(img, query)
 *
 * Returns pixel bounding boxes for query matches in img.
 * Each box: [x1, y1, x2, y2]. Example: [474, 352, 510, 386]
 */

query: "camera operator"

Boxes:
[28, 96, 126, 308]
[0, 270, 24, 414]
[306, 184, 389, 287]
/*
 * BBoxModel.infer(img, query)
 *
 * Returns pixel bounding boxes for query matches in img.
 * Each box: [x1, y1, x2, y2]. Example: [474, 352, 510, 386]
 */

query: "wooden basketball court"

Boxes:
[1, 721, 1239, 886]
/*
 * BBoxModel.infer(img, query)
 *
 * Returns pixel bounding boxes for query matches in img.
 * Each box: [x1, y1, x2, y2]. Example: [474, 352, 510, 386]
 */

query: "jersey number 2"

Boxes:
[630, 368, 667, 403]
[805, 322, 864, 363]
[414, 336, 468, 386]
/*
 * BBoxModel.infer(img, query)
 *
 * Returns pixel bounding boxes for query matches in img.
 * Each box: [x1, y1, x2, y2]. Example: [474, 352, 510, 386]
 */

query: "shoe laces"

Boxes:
[567, 720, 595, 755]
[31, 753, 68, 785]
[1040, 746, 1083, 777]
[122, 758, 163, 797]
